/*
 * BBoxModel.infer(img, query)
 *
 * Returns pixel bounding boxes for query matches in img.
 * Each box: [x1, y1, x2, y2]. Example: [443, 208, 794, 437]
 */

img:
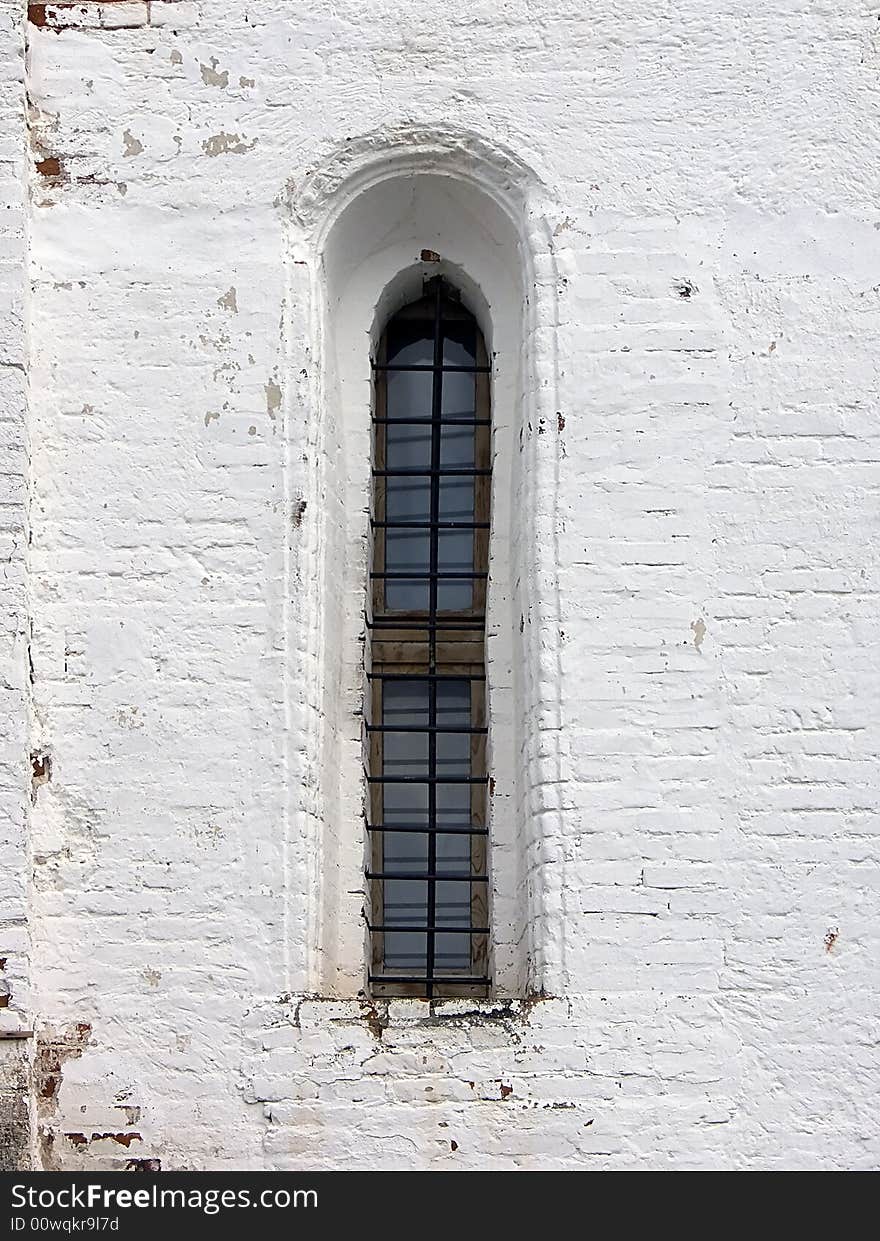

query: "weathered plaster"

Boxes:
[0, 0, 877, 1170]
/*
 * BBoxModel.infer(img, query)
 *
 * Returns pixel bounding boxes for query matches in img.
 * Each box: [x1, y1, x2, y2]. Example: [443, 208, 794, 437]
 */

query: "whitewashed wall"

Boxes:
[0, 0, 31, 1173]
[1, 0, 878, 1169]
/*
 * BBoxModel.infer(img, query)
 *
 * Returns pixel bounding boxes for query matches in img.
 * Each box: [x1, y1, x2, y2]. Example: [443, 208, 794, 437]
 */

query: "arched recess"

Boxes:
[283, 127, 565, 1000]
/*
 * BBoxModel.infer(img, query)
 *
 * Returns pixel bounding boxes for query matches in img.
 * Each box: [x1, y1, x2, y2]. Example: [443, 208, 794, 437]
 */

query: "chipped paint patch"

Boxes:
[122, 130, 143, 158]
[202, 132, 256, 157]
[690, 617, 706, 651]
[265, 377, 281, 420]
[200, 59, 229, 89]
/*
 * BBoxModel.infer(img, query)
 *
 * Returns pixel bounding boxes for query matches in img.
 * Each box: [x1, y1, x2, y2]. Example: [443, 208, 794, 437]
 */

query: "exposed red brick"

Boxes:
[35, 157, 62, 178]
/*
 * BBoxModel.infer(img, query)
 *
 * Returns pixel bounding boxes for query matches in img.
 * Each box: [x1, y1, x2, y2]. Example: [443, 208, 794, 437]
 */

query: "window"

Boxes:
[365, 277, 491, 998]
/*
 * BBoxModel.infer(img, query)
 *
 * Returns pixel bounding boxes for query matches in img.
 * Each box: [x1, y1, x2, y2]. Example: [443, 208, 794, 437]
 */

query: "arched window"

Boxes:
[365, 276, 491, 998]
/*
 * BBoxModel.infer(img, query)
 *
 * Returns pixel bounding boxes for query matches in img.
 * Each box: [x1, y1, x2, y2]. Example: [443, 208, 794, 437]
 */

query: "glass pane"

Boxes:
[386, 477, 430, 523]
[383, 725, 428, 775]
[382, 827, 428, 874]
[436, 680, 470, 727]
[439, 423, 474, 468]
[438, 476, 473, 521]
[386, 420, 430, 470]
[384, 928, 427, 971]
[435, 874, 472, 969]
[386, 368, 432, 420]
[385, 525, 430, 610]
[441, 369, 475, 419]
[385, 529, 430, 575]
[443, 319, 476, 366]
[383, 680, 429, 724]
[383, 781, 428, 832]
[387, 320, 433, 366]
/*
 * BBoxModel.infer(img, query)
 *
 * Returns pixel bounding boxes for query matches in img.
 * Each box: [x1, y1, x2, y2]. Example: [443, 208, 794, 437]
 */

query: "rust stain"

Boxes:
[31, 752, 51, 783]
[35, 156, 62, 178]
[29, 0, 155, 27]
[31, 752, 52, 805]
[101, 1132, 142, 1148]
[360, 999, 387, 1040]
[67, 1131, 143, 1149]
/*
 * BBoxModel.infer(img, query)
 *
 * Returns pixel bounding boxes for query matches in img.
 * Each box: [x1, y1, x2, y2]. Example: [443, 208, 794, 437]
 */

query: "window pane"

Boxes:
[386, 421, 430, 469]
[441, 369, 475, 419]
[369, 291, 489, 993]
[383, 680, 429, 724]
[439, 423, 474, 468]
[438, 477, 473, 521]
[386, 477, 430, 522]
[387, 320, 433, 366]
[437, 529, 474, 573]
[443, 320, 476, 366]
[386, 367, 432, 420]
[384, 929, 427, 970]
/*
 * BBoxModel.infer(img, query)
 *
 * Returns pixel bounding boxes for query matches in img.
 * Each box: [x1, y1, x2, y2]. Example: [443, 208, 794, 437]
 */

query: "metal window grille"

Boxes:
[365, 277, 491, 998]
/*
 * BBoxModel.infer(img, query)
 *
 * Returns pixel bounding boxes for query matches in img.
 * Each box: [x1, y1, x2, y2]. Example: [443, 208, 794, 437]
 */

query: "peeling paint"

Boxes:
[200, 59, 229, 89]
[202, 132, 257, 157]
[217, 287, 237, 313]
[265, 377, 281, 420]
[690, 617, 706, 651]
[122, 130, 143, 158]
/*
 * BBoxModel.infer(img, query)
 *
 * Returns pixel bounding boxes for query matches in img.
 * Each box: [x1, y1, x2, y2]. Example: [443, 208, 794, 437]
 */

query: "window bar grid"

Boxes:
[367, 276, 491, 997]
[425, 275, 443, 1000]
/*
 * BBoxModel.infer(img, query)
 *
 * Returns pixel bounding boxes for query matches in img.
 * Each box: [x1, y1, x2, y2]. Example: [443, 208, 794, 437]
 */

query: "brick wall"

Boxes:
[1, 0, 877, 1168]
[0, 0, 32, 1171]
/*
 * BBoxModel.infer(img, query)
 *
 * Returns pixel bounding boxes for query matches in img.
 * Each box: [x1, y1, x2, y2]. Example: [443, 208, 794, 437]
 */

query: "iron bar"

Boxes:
[367, 924, 490, 935]
[365, 775, 489, 785]
[366, 277, 491, 998]
[369, 974, 490, 986]
[366, 871, 489, 882]
[371, 363, 491, 373]
[365, 823, 489, 836]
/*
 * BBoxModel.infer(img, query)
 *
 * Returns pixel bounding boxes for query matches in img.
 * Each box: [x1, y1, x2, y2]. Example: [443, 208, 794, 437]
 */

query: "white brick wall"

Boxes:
[0, 0, 32, 1172]
[0, 0, 876, 1169]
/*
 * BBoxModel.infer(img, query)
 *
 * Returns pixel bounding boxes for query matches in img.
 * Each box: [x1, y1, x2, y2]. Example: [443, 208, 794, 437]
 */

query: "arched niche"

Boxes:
[283, 129, 565, 1001]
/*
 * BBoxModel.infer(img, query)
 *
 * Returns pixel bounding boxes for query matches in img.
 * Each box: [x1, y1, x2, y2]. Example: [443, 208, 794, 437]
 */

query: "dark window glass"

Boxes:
[366, 278, 491, 998]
